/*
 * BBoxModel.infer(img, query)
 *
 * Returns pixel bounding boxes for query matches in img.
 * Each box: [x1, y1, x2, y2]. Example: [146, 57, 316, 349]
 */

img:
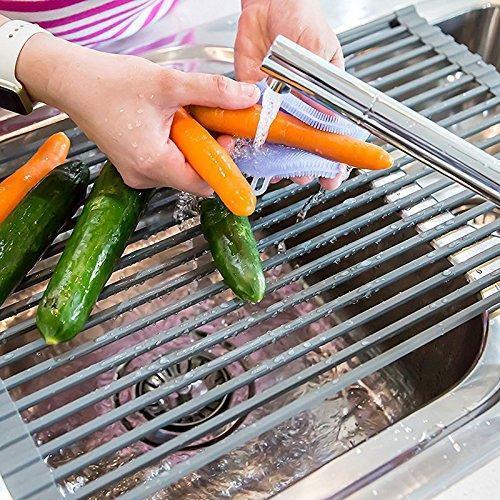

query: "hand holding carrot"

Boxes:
[15, 32, 260, 195]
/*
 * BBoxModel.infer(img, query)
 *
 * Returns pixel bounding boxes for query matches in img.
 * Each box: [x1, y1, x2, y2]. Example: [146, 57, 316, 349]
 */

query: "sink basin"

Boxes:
[438, 5, 500, 70]
[274, 3, 500, 497]
[0, 2, 498, 499]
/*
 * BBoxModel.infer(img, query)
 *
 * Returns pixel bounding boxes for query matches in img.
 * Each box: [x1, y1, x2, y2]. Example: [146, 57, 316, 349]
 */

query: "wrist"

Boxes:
[16, 32, 86, 108]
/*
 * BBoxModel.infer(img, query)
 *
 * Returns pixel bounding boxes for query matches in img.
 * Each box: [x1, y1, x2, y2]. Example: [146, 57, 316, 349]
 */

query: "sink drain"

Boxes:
[114, 351, 254, 449]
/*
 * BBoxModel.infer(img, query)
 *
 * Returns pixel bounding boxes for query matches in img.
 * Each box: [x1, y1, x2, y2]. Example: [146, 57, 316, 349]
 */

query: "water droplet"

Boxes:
[137, 108, 144, 114]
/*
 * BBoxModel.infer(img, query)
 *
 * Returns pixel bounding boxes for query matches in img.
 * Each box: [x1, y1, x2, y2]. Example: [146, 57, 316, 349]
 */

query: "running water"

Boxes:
[253, 87, 284, 149]
[173, 192, 200, 231]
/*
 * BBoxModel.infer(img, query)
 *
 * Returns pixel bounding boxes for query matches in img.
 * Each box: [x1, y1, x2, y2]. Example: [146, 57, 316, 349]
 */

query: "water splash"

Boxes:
[173, 192, 200, 231]
[253, 87, 284, 149]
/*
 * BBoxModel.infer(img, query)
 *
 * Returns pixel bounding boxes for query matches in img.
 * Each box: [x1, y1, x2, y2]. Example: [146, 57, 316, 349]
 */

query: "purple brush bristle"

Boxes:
[239, 81, 370, 195]
[234, 142, 349, 195]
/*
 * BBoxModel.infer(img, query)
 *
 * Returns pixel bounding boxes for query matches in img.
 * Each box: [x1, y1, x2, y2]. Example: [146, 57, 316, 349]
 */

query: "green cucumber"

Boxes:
[37, 161, 151, 345]
[0, 161, 89, 307]
[200, 197, 265, 303]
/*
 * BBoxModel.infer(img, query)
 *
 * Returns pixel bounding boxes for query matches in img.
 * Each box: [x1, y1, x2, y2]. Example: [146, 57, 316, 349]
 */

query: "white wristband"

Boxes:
[0, 20, 52, 93]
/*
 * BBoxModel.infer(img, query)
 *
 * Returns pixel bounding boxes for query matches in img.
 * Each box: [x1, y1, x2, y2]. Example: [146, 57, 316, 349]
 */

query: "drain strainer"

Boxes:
[114, 351, 254, 449]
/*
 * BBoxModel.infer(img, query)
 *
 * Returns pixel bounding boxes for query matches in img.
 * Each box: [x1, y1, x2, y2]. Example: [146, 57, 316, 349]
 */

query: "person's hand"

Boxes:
[231, 0, 348, 190]
[16, 33, 260, 195]
[235, 0, 344, 82]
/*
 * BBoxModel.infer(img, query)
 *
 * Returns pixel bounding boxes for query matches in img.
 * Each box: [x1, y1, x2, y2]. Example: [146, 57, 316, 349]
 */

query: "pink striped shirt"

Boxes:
[0, 0, 180, 47]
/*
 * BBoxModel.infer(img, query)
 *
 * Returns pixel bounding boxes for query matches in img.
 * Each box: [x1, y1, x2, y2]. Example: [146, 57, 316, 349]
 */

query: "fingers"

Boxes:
[292, 176, 313, 186]
[327, 34, 345, 70]
[319, 164, 351, 190]
[319, 176, 343, 190]
[160, 140, 214, 196]
[174, 71, 260, 109]
[330, 48, 345, 70]
[289, 163, 351, 190]
[122, 140, 213, 197]
[234, 53, 265, 83]
[216, 135, 236, 154]
[119, 171, 160, 190]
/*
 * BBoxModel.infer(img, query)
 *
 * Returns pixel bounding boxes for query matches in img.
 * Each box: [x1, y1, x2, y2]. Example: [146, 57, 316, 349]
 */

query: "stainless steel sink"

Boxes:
[276, 2, 500, 497]
[439, 5, 500, 70]
[0, 2, 498, 499]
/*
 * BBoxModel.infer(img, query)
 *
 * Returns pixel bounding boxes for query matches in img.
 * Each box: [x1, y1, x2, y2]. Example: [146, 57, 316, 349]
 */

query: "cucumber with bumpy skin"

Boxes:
[37, 161, 151, 345]
[200, 196, 265, 303]
[0, 161, 89, 307]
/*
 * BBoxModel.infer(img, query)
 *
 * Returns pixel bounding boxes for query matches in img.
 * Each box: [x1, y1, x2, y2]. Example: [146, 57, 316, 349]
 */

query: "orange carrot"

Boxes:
[0, 132, 71, 223]
[171, 108, 256, 217]
[189, 105, 393, 170]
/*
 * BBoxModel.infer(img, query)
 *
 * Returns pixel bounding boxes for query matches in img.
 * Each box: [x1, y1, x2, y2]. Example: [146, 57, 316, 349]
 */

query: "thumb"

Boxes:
[176, 72, 260, 109]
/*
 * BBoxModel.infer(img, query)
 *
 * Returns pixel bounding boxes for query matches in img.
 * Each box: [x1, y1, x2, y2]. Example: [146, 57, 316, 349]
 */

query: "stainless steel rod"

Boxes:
[261, 36, 500, 205]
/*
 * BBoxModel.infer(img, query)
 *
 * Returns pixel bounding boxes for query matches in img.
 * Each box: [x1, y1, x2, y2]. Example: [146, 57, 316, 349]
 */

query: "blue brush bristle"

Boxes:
[281, 94, 359, 135]
[234, 143, 342, 179]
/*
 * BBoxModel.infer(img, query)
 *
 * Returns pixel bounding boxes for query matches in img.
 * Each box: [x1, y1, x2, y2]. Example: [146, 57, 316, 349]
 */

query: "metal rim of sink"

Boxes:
[0, 1, 498, 498]
[275, 314, 499, 499]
